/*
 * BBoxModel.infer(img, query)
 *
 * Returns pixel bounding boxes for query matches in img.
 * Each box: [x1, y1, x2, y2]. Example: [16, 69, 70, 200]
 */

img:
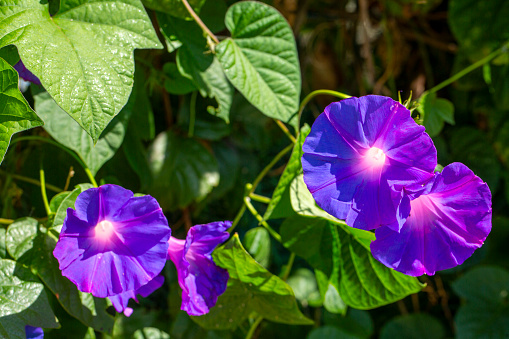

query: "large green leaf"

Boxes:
[192, 234, 313, 330]
[5, 217, 115, 334]
[0, 57, 43, 164]
[0, 0, 162, 141]
[380, 314, 445, 339]
[264, 125, 309, 220]
[282, 213, 423, 310]
[34, 90, 133, 175]
[143, 0, 205, 19]
[417, 92, 455, 137]
[0, 258, 59, 338]
[147, 130, 219, 210]
[158, 13, 233, 122]
[449, 0, 509, 62]
[215, 1, 301, 129]
[452, 266, 509, 339]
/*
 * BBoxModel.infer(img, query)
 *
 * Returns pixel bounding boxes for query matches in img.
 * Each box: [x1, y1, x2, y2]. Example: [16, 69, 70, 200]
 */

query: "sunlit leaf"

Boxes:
[0, 0, 162, 141]
[216, 1, 301, 129]
[0, 58, 43, 165]
[192, 234, 313, 329]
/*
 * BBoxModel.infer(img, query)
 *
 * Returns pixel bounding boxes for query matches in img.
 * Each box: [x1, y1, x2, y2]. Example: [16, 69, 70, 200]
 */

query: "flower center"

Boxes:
[365, 147, 386, 167]
[94, 220, 115, 241]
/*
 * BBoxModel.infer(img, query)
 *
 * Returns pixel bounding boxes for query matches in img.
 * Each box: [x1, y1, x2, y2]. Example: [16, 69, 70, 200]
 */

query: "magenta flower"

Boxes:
[168, 221, 231, 316]
[302, 95, 436, 231]
[109, 275, 165, 317]
[371, 163, 492, 276]
[25, 326, 44, 339]
[53, 185, 171, 298]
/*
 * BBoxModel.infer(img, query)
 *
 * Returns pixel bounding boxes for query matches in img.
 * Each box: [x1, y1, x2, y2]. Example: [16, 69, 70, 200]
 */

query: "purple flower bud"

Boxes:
[53, 185, 171, 298]
[168, 221, 231, 316]
[371, 163, 492, 276]
[302, 95, 437, 231]
[25, 326, 44, 339]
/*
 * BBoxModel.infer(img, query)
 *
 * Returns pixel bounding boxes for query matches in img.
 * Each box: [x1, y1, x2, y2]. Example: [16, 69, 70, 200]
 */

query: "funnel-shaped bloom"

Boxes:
[371, 163, 492, 276]
[25, 326, 44, 339]
[302, 95, 436, 231]
[168, 221, 231, 316]
[109, 275, 165, 317]
[54, 185, 171, 298]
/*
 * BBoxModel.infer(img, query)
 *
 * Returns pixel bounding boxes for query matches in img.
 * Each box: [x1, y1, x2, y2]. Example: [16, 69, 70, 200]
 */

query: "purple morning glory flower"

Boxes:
[109, 275, 165, 317]
[167, 221, 231, 316]
[13, 60, 41, 92]
[302, 95, 437, 231]
[371, 163, 492, 276]
[53, 185, 171, 298]
[25, 326, 44, 339]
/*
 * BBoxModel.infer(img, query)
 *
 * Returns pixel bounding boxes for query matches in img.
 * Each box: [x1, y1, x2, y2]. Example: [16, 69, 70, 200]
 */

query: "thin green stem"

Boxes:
[40, 169, 51, 216]
[11, 136, 98, 187]
[245, 316, 264, 339]
[229, 204, 247, 233]
[249, 143, 294, 195]
[244, 197, 281, 243]
[281, 252, 296, 281]
[0, 170, 62, 193]
[85, 168, 98, 188]
[0, 218, 14, 225]
[189, 91, 197, 137]
[249, 193, 272, 204]
[428, 42, 509, 95]
[181, 0, 219, 45]
[275, 120, 296, 143]
[297, 89, 351, 126]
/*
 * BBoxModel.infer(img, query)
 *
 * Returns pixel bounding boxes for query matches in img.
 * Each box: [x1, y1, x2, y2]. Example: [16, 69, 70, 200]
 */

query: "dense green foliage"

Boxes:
[0, 0, 508, 338]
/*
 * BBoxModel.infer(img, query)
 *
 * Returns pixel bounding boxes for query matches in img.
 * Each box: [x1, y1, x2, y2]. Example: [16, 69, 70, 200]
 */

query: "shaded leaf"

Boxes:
[417, 92, 455, 137]
[34, 91, 133, 175]
[147, 131, 219, 210]
[163, 62, 197, 95]
[192, 234, 313, 329]
[453, 266, 509, 339]
[216, 1, 301, 129]
[243, 227, 271, 268]
[449, 126, 500, 193]
[449, 0, 509, 62]
[0, 0, 162, 141]
[0, 58, 43, 164]
[380, 314, 445, 339]
[143, 0, 206, 19]
[158, 13, 233, 122]
[286, 268, 322, 308]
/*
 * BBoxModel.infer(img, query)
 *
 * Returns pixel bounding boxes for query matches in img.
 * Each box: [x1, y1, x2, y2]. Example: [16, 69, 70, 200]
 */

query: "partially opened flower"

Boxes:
[25, 326, 44, 339]
[54, 185, 171, 298]
[13, 59, 41, 92]
[302, 95, 437, 231]
[168, 221, 231, 316]
[109, 275, 165, 317]
[371, 163, 492, 276]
